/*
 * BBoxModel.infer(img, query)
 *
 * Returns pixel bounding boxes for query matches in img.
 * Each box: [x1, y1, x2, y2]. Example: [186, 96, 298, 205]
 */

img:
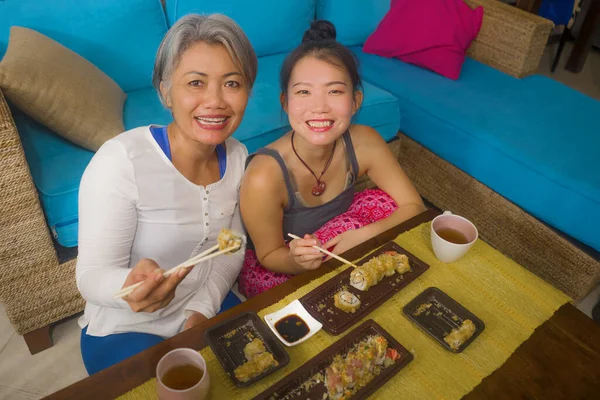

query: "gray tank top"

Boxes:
[246, 130, 359, 249]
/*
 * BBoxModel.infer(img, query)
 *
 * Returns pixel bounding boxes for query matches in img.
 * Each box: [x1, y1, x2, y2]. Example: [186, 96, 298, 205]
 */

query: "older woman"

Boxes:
[76, 14, 257, 374]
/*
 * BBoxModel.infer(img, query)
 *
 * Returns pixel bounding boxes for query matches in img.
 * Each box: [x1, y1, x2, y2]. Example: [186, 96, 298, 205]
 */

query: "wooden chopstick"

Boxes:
[113, 243, 239, 300]
[113, 244, 219, 299]
[287, 233, 359, 269]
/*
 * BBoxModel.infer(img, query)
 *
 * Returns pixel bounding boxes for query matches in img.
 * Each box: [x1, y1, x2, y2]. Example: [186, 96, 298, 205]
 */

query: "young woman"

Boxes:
[238, 20, 425, 298]
[76, 14, 257, 374]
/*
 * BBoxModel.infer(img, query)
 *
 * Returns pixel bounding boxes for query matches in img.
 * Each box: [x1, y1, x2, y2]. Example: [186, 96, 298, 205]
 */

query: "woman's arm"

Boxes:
[357, 125, 425, 232]
[76, 140, 139, 309]
[184, 204, 246, 320]
[324, 126, 425, 254]
[240, 156, 322, 274]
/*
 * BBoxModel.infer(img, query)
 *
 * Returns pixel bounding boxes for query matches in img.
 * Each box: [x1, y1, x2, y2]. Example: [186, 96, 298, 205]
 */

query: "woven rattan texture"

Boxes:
[466, 0, 553, 78]
[0, 89, 84, 335]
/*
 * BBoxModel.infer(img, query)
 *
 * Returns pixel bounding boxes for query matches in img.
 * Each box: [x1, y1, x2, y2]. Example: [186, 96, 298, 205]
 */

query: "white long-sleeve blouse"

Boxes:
[76, 126, 247, 338]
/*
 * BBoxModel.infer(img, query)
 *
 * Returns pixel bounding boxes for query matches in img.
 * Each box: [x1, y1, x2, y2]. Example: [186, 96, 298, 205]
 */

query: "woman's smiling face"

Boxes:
[284, 55, 361, 146]
[162, 41, 249, 145]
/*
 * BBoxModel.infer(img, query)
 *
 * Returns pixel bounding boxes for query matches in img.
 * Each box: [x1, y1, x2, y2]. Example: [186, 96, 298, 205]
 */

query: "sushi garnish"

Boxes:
[325, 335, 401, 399]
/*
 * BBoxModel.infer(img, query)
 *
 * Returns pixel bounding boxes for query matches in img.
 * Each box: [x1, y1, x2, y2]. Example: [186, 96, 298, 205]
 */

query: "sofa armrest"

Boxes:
[0, 89, 83, 338]
[465, 0, 554, 78]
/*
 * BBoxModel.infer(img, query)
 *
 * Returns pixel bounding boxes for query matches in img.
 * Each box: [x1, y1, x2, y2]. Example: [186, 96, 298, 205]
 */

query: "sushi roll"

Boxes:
[217, 228, 243, 253]
[371, 335, 389, 364]
[243, 338, 266, 360]
[368, 258, 387, 281]
[349, 267, 376, 291]
[378, 253, 397, 277]
[325, 365, 344, 399]
[385, 251, 411, 274]
[443, 319, 476, 351]
[334, 290, 361, 313]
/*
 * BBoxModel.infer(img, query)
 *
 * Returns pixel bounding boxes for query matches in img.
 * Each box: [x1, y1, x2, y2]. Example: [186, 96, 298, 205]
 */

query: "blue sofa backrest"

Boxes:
[316, 0, 390, 46]
[0, 0, 168, 92]
[165, 0, 317, 57]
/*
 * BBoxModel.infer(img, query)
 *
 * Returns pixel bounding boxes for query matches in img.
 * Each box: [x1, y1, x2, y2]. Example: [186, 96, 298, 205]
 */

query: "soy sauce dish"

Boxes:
[264, 300, 322, 346]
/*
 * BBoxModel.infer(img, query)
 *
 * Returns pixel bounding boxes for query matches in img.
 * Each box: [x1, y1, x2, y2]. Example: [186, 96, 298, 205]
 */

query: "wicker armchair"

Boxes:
[0, 91, 84, 354]
[0, 0, 594, 356]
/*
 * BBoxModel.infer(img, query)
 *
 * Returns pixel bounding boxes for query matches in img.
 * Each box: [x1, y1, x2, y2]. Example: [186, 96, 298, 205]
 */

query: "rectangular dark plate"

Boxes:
[254, 320, 413, 400]
[299, 241, 429, 335]
[403, 287, 485, 353]
[205, 312, 290, 387]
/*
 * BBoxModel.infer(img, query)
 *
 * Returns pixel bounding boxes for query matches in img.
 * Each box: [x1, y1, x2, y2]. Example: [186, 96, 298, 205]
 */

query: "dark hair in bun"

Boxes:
[280, 20, 362, 100]
[302, 20, 337, 43]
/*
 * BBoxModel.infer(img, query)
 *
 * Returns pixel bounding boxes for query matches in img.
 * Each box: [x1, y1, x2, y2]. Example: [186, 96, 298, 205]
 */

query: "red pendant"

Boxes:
[312, 181, 326, 196]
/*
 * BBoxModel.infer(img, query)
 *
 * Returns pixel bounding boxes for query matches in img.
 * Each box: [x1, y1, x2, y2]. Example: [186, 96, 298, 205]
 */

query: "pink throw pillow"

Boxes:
[363, 0, 484, 80]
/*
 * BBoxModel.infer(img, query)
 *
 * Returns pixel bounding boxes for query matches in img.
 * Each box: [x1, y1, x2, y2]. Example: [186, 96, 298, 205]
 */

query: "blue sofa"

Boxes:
[0, 0, 598, 352]
[5, 0, 400, 249]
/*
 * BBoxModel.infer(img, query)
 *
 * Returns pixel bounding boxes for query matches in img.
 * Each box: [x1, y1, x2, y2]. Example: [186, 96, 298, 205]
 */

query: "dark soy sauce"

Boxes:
[275, 314, 309, 343]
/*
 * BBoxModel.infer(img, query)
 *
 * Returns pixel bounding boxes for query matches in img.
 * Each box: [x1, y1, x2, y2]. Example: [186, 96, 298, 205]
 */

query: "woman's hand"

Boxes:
[322, 228, 372, 258]
[184, 312, 208, 330]
[122, 258, 191, 313]
[289, 234, 324, 272]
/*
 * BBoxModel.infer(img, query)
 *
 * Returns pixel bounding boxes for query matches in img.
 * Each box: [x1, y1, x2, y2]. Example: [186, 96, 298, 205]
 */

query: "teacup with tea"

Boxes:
[431, 211, 478, 263]
[156, 348, 210, 400]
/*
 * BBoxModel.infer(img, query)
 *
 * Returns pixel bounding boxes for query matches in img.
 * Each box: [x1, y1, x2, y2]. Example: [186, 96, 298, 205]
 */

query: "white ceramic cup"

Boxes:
[156, 348, 210, 400]
[431, 211, 478, 263]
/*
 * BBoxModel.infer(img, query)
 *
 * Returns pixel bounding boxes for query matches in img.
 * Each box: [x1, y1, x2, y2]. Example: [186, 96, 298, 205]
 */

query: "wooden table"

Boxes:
[45, 209, 600, 399]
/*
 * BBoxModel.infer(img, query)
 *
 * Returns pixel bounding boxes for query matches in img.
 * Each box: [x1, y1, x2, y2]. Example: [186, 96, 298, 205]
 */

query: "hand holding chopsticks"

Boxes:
[287, 233, 359, 269]
[114, 228, 244, 300]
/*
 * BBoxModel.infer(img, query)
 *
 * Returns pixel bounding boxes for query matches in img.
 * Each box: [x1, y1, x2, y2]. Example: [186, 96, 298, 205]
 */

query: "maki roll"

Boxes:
[367, 258, 387, 281]
[443, 319, 476, 351]
[217, 228, 244, 253]
[243, 338, 266, 360]
[334, 290, 361, 313]
[377, 253, 398, 277]
[385, 251, 411, 274]
[325, 334, 400, 399]
[349, 251, 411, 292]
[349, 267, 376, 291]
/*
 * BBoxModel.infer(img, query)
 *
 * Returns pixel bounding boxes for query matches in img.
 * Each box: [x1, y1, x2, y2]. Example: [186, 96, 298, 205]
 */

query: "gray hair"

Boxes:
[152, 14, 258, 107]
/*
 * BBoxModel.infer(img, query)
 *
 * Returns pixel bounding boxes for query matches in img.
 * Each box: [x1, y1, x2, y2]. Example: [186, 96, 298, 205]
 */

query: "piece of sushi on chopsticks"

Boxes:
[349, 251, 411, 292]
[113, 228, 245, 299]
[217, 228, 244, 253]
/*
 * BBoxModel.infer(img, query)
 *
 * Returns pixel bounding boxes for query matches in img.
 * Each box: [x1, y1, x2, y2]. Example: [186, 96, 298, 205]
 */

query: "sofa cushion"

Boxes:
[125, 54, 401, 154]
[165, 0, 316, 57]
[0, 0, 167, 92]
[352, 46, 600, 251]
[12, 108, 93, 248]
[316, 0, 391, 46]
[363, 0, 483, 80]
[0, 27, 126, 151]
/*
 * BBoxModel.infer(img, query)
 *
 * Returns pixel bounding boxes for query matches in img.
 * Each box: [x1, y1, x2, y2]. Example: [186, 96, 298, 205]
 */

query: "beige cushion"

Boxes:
[0, 27, 126, 151]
